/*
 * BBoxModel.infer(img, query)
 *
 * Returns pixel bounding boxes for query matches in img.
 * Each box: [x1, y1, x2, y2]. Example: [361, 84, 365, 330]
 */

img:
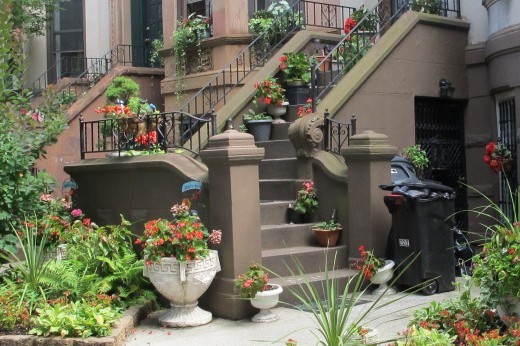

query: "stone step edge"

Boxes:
[262, 245, 347, 258]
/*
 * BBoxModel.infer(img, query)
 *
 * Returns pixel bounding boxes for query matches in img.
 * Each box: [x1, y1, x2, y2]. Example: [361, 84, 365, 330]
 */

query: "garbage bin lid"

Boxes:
[379, 180, 454, 192]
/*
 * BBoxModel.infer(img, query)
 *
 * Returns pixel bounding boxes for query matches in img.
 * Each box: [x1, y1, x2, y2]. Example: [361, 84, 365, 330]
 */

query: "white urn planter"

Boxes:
[250, 284, 283, 322]
[143, 250, 221, 327]
[266, 104, 288, 123]
[370, 260, 396, 295]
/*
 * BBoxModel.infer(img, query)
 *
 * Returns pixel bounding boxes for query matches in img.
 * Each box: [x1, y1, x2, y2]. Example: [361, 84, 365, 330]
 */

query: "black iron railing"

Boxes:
[323, 112, 356, 153]
[79, 111, 217, 159]
[31, 45, 139, 97]
[310, 0, 461, 111]
[179, 0, 356, 118]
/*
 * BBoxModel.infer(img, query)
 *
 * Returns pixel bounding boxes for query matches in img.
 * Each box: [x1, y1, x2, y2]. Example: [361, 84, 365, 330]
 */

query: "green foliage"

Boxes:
[293, 180, 318, 214]
[313, 220, 341, 231]
[57, 90, 77, 105]
[248, 10, 274, 35]
[235, 263, 269, 299]
[402, 144, 430, 179]
[276, 254, 418, 346]
[0, 7, 67, 242]
[395, 326, 456, 345]
[149, 38, 164, 67]
[104, 76, 140, 104]
[411, 0, 443, 15]
[243, 109, 272, 121]
[279, 52, 313, 84]
[0, 285, 31, 332]
[9, 0, 61, 37]
[30, 299, 123, 338]
[0, 219, 55, 296]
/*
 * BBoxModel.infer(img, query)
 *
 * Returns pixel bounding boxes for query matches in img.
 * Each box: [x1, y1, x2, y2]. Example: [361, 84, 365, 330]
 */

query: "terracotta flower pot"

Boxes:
[312, 228, 342, 247]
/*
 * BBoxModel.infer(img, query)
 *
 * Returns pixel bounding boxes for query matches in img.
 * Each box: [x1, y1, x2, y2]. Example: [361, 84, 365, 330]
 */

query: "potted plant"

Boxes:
[279, 52, 314, 86]
[311, 214, 342, 247]
[243, 109, 273, 142]
[136, 202, 222, 327]
[235, 263, 283, 322]
[254, 77, 288, 120]
[288, 180, 318, 224]
[483, 141, 513, 173]
[356, 245, 395, 295]
[402, 144, 430, 179]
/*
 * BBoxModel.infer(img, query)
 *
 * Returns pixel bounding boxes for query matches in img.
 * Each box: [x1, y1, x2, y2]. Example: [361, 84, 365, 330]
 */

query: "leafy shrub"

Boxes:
[30, 299, 122, 338]
[104, 76, 140, 104]
[0, 286, 31, 332]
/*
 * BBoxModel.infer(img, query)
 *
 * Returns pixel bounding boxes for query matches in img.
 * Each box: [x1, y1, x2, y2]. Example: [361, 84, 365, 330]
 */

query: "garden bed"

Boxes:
[0, 301, 154, 346]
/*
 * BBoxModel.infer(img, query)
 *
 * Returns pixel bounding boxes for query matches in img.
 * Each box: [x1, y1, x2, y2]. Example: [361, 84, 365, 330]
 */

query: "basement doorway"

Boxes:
[415, 96, 468, 230]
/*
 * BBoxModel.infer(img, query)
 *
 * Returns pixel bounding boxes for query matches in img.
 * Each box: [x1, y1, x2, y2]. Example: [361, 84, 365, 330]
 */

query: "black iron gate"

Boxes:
[415, 97, 468, 229]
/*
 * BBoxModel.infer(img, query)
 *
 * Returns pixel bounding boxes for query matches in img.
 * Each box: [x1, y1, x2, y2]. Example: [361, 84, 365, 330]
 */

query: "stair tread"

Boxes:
[262, 245, 347, 257]
[261, 223, 313, 230]
[270, 268, 357, 286]
[261, 157, 297, 162]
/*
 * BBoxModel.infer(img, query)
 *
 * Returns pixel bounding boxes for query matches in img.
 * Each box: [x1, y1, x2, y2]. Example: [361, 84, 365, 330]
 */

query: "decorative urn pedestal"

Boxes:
[143, 250, 221, 327]
[250, 284, 283, 323]
[266, 104, 288, 124]
[370, 260, 396, 295]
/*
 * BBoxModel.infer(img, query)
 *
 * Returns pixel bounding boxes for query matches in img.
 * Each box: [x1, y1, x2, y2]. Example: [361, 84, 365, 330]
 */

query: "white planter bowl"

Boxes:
[250, 284, 283, 322]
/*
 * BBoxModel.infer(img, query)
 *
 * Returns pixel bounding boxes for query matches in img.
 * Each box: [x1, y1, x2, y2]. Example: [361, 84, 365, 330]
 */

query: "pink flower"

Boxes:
[209, 230, 222, 244]
[243, 279, 253, 288]
[71, 209, 83, 218]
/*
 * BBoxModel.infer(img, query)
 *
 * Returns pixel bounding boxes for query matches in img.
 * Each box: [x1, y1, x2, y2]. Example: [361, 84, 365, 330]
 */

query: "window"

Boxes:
[496, 93, 517, 219]
[52, 0, 84, 78]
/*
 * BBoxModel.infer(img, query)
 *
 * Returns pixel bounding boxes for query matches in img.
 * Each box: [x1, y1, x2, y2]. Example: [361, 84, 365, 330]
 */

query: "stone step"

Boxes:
[259, 179, 298, 201]
[256, 139, 295, 159]
[260, 201, 294, 225]
[259, 157, 298, 180]
[270, 122, 291, 140]
[261, 223, 315, 249]
[270, 267, 358, 305]
[262, 245, 348, 277]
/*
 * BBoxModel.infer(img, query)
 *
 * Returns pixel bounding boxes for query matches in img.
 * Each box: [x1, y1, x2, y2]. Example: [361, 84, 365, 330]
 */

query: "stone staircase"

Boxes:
[255, 120, 356, 304]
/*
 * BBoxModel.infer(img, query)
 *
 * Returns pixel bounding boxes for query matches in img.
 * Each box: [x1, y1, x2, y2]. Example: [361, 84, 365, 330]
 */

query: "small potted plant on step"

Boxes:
[311, 209, 342, 247]
[243, 109, 273, 142]
[288, 180, 318, 224]
[235, 263, 283, 323]
[402, 144, 430, 180]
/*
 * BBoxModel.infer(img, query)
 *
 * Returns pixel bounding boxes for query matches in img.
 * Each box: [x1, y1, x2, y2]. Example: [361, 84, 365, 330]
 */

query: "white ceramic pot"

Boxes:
[370, 260, 395, 295]
[250, 283, 283, 322]
[144, 250, 221, 327]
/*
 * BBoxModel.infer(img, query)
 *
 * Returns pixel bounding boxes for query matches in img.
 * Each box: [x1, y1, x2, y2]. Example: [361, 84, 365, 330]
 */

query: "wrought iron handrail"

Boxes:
[31, 45, 139, 97]
[79, 111, 217, 159]
[178, 0, 356, 118]
[310, 0, 461, 111]
[323, 112, 356, 153]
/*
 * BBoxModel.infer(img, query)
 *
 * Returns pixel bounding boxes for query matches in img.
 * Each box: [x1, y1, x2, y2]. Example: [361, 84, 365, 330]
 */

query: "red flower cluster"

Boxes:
[344, 17, 358, 34]
[483, 141, 512, 173]
[297, 98, 313, 117]
[279, 54, 288, 71]
[135, 131, 157, 146]
[355, 245, 384, 279]
[95, 104, 133, 119]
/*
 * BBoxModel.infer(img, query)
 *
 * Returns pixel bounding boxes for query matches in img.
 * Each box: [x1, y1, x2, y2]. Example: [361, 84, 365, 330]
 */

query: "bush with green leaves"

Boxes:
[104, 76, 140, 104]
[0, 6, 67, 251]
[402, 144, 430, 179]
[30, 299, 123, 338]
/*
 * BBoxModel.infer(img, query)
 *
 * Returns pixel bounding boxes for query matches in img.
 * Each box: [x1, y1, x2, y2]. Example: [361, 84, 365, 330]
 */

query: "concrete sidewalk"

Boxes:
[125, 284, 465, 346]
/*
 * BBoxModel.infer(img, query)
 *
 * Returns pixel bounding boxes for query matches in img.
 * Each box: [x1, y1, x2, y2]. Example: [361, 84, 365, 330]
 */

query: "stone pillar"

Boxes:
[200, 129, 265, 320]
[342, 131, 397, 261]
[211, 0, 249, 37]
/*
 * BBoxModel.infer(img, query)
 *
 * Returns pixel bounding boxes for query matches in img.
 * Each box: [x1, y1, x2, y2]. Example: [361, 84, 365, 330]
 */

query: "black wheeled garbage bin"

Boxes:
[381, 180, 456, 295]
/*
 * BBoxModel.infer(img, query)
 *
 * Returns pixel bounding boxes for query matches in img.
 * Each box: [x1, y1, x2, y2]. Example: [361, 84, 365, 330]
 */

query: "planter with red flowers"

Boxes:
[235, 264, 283, 323]
[137, 202, 222, 327]
[356, 245, 395, 295]
[483, 141, 513, 173]
[254, 77, 288, 122]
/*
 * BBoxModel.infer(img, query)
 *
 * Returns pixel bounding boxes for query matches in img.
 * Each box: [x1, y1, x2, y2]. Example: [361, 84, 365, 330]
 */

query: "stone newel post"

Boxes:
[200, 129, 265, 320]
[342, 131, 397, 261]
